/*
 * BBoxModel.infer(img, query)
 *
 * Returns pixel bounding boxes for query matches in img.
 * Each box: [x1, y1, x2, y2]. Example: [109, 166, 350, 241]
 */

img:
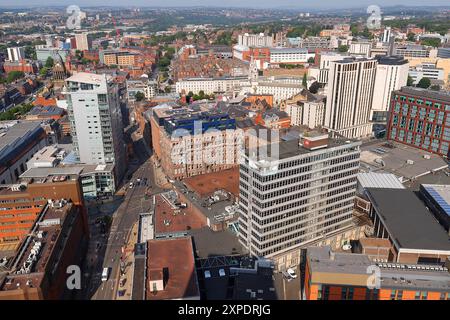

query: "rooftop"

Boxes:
[307, 246, 450, 292]
[146, 237, 200, 300]
[360, 141, 448, 182]
[395, 86, 450, 103]
[183, 167, 239, 198]
[153, 192, 207, 235]
[357, 172, 405, 191]
[421, 184, 450, 217]
[65, 72, 110, 85]
[0, 121, 43, 157]
[365, 188, 450, 252]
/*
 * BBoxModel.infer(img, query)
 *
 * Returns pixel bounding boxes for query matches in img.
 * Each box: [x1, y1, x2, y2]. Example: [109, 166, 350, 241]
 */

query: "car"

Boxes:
[204, 270, 211, 278]
[282, 270, 292, 281]
[219, 269, 226, 277]
[129, 182, 133, 189]
[287, 268, 297, 279]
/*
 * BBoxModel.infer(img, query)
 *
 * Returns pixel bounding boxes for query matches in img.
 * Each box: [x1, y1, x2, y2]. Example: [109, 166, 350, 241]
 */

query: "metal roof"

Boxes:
[357, 172, 405, 190]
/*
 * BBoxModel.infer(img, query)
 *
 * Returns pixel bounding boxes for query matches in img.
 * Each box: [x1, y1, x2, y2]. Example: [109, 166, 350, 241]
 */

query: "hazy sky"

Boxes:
[0, 0, 449, 9]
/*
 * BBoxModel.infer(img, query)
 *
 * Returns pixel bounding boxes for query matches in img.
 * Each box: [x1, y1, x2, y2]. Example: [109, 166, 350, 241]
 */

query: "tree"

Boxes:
[164, 87, 171, 93]
[407, 33, 416, 42]
[430, 85, 441, 91]
[302, 73, 307, 88]
[135, 91, 145, 101]
[45, 56, 54, 68]
[338, 45, 349, 53]
[134, 91, 145, 101]
[309, 81, 320, 94]
[407, 75, 414, 87]
[417, 77, 431, 89]
[420, 38, 441, 48]
[39, 67, 48, 76]
[6, 71, 24, 83]
[188, 91, 194, 97]
[307, 57, 315, 64]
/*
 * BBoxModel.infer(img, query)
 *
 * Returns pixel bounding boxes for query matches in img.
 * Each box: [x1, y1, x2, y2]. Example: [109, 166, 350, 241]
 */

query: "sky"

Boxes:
[0, 0, 449, 9]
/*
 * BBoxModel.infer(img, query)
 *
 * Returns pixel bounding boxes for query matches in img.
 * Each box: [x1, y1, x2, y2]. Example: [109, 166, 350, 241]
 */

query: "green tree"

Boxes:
[429, 85, 441, 91]
[164, 87, 171, 93]
[307, 57, 315, 64]
[6, 71, 24, 83]
[134, 91, 145, 101]
[188, 91, 194, 97]
[420, 38, 441, 48]
[39, 67, 48, 76]
[417, 77, 431, 89]
[407, 33, 416, 42]
[407, 75, 414, 86]
[338, 45, 349, 53]
[45, 56, 54, 68]
[302, 73, 308, 88]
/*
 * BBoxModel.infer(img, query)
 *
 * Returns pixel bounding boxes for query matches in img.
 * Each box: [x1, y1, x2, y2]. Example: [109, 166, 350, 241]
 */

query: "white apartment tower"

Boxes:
[238, 33, 273, 48]
[65, 72, 126, 181]
[75, 33, 90, 51]
[7, 47, 25, 62]
[371, 56, 409, 122]
[325, 58, 378, 138]
[237, 132, 361, 268]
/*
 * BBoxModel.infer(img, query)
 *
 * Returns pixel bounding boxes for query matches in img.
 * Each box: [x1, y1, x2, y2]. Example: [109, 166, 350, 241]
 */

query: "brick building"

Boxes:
[387, 87, 450, 158]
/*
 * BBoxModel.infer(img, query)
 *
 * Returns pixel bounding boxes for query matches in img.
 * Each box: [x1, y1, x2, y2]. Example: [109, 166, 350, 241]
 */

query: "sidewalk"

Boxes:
[116, 221, 139, 300]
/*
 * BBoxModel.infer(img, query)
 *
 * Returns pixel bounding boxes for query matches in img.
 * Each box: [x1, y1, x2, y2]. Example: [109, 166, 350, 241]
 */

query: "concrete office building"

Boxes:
[238, 130, 361, 268]
[371, 56, 409, 122]
[325, 58, 377, 138]
[64, 72, 126, 183]
[175, 76, 248, 95]
[269, 48, 313, 65]
[6, 47, 25, 62]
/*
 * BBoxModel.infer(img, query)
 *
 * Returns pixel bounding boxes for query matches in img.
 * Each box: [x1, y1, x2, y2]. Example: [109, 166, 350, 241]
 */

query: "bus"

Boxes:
[101, 267, 110, 282]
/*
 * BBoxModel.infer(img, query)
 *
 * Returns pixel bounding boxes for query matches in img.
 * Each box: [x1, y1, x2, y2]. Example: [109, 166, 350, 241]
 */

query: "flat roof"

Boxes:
[395, 86, 450, 103]
[357, 172, 405, 190]
[65, 72, 110, 84]
[0, 121, 42, 155]
[190, 227, 244, 259]
[360, 141, 448, 182]
[183, 167, 239, 198]
[153, 193, 207, 235]
[366, 188, 450, 251]
[146, 237, 199, 300]
[421, 184, 450, 217]
[307, 246, 450, 291]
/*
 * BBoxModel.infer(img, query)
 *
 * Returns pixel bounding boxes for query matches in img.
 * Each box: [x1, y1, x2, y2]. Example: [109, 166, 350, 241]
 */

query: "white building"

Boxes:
[382, 27, 392, 43]
[238, 33, 273, 48]
[253, 77, 304, 104]
[371, 56, 409, 122]
[126, 79, 157, 101]
[285, 98, 326, 129]
[64, 72, 126, 181]
[269, 48, 313, 65]
[309, 52, 350, 85]
[408, 62, 445, 85]
[75, 33, 90, 51]
[7, 47, 25, 62]
[238, 131, 361, 268]
[175, 76, 249, 95]
[325, 58, 378, 138]
[349, 42, 372, 57]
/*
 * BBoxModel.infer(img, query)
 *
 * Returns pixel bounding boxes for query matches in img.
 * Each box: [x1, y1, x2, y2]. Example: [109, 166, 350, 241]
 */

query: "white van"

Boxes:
[101, 267, 110, 282]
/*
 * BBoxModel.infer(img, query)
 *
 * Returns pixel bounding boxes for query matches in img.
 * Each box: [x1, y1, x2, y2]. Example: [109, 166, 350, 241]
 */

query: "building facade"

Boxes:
[325, 58, 377, 138]
[387, 87, 450, 158]
[237, 132, 361, 263]
[65, 72, 126, 182]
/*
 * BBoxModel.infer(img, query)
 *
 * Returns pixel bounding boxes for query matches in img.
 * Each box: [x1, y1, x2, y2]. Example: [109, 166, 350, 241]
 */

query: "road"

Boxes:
[84, 136, 162, 300]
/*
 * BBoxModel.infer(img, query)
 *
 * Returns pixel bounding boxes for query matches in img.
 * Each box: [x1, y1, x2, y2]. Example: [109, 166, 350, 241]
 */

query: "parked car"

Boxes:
[204, 270, 211, 279]
[287, 268, 297, 279]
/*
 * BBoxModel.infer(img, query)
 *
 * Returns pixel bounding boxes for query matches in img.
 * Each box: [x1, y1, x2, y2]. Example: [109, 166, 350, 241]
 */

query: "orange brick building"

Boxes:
[0, 175, 87, 251]
[304, 246, 450, 300]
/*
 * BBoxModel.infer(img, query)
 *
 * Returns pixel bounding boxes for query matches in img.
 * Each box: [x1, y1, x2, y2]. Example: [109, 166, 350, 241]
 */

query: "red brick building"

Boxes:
[387, 87, 450, 158]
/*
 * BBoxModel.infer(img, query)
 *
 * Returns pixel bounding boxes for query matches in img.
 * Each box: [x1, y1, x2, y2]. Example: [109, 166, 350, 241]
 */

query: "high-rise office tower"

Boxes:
[65, 72, 126, 181]
[237, 130, 361, 269]
[382, 27, 392, 43]
[371, 56, 409, 122]
[7, 47, 25, 62]
[324, 57, 378, 139]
